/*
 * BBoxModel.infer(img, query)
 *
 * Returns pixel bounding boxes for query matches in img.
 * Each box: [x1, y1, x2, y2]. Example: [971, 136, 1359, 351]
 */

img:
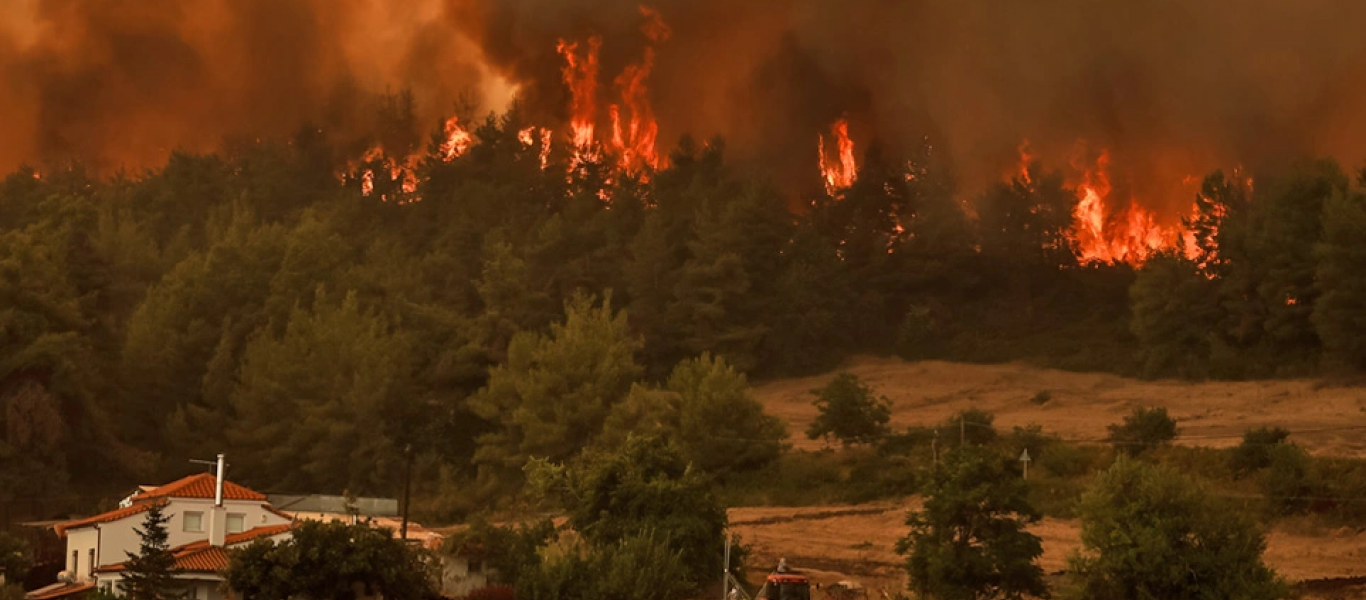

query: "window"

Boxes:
[226, 513, 245, 534]
[88, 549, 95, 577]
[71, 550, 78, 575]
[184, 511, 204, 532]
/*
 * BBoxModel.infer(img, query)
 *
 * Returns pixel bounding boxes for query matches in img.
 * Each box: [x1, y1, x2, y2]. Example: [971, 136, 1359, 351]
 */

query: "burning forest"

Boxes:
[7, 1, 1366, 264]
[11, 4, 1366, 599]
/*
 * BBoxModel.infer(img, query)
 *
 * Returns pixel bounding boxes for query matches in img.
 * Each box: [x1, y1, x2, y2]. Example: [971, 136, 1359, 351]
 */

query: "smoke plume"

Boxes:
[5, 0, 1366, 216]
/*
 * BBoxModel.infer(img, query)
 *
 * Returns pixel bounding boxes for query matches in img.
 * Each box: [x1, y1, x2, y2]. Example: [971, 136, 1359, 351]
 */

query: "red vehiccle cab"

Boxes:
[757, 572, 812, 600]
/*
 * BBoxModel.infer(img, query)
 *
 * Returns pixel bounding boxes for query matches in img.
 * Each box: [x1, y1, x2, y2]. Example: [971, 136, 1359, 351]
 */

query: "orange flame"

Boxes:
[440, 116, 473, 161]
[1017, 140, 1034, 185]
[819, 117, 856, 194]
[1067, 147, 1183, 265]
[605, 6, 670, 176]
[556, 35, 601, 163]
[361, 169, 375, 197]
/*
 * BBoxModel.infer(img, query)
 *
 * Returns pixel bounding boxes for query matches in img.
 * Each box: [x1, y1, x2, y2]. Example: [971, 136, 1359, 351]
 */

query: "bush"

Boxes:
[1068, 457, 1287, 600]
[1029, 390, 1052, 405]
[1038, 443, 1098, 479]
[807, 373, 892, 447]
[1105, 406, 1177, 455]
[1261, 443, 1319, 516]
[944, 408, 997, 447]
[1230, 426, 1291, 476]
[876, 426, 937, 457]
[516, 533, 692, 600]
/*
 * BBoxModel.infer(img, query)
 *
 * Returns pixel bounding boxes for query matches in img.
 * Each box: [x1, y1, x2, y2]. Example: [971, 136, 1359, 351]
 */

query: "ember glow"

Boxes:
[819, 117, 857, 194]
[440, 117, 473, 161]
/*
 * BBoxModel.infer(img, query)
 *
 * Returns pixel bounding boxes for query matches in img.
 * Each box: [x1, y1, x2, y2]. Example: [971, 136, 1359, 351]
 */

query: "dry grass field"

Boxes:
[753, 356, 1366, 456]
[734, 356, 1366, 598]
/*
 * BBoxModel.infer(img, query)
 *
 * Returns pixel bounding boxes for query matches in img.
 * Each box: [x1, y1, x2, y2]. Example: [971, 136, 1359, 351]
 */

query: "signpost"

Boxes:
[1019, 449, 1031, 480]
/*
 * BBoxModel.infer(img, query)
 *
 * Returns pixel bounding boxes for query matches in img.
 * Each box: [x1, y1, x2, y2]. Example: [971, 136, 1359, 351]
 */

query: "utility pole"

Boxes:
[400, 444, 413, 541]
[1019, 449, 1031, 480]
[932, 430, 939, 466]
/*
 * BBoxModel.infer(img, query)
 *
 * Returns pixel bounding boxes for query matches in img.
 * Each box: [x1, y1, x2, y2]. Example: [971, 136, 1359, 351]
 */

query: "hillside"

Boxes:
[754, 356, 1366, 457]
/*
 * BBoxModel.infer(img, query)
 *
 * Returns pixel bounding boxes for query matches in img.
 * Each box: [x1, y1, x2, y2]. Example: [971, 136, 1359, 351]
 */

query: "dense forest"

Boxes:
[4, 94, 1366, 517]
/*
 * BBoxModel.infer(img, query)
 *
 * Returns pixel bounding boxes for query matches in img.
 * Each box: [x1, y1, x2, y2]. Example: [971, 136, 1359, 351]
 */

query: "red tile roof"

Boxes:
[98, 524, 293, 574]
[24, 581, 95, 600]
[53, 501, 164, 537]
[97, 545, 231, 574]
[133, 473, 267, 502]
[177, 524, 294, 552]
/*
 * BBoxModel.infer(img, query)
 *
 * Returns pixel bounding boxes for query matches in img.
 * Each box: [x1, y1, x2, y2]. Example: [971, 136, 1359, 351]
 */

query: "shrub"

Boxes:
[1068, 457, 1287, 600]
[944, 408, 997, 447]
[876, 426, 937, 457]
[1105, 406, 1177, 455]
[1029, 390, 1052, 405]
[1229, 426, 1291, 476]
[1261, 443, 1318, 516]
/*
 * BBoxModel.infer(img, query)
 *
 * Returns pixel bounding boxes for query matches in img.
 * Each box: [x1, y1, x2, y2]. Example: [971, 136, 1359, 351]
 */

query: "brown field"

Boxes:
[754, 356, 1366, 456]
[734, 357, 1366, 598]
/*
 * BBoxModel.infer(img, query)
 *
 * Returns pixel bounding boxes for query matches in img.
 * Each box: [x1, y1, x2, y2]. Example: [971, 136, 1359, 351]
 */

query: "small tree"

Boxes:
[0, 532, 31, 588]
[1230, 426, 1291, 476]
[225, 520, 436, 600]
[528, 435, 729, 590]
[807, 373, 892, 446]
[122, 503, 181, 600]
[896, 446, 1048, 600]
[1067, 457, 1287, 600]
[1105, 406, 1177, 455]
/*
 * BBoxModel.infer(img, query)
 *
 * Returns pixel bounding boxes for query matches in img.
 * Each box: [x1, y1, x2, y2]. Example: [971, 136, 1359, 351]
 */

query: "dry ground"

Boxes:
[736, 357, 1366, 597]
[754, 356, 1366, 456]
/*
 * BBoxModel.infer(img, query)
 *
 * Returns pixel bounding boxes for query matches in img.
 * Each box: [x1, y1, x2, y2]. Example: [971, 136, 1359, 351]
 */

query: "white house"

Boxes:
[27, 457, 293, 600]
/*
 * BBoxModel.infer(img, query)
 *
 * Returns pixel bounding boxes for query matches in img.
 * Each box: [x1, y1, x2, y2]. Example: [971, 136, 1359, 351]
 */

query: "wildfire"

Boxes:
[518, 126, 553, 170]
[1064, 147, 1187, 266]
[440, 116, 473, 161]
[605, 6, 670, 175]
[556, 36, 601, 164]
[1017, 140, 1034, 185]
[554, 7, 669, 178]
[819, 117, 857, 194]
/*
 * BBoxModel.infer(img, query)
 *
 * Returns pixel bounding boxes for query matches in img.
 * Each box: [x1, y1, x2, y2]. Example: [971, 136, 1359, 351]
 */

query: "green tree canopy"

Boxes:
[807, 372, 892, 446]
[225, 520, 436, 600]
[1067, 457, 1287, 600]
[896, 446, 1047, 600]
[470, 292, 642, 475]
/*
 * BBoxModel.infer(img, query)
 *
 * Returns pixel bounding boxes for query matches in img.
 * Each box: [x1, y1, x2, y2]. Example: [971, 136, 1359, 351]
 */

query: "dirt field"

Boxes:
[754, 356, 1366, 457]
[729, 501, 1366, 598]
[737, 357, 1366, 597]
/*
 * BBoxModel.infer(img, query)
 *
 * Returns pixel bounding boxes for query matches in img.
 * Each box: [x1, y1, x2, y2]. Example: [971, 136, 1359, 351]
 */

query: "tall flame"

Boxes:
[556, 36, 601, 160]
[606, 6, 671, 175]
[1068, 147, 1181, 265]
[819, 117, 857, 194]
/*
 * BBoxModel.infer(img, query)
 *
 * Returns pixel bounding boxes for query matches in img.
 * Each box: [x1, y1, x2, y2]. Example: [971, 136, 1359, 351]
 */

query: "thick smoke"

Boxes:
[0, 0, 495, 173]
[6, 0, 1366, 216]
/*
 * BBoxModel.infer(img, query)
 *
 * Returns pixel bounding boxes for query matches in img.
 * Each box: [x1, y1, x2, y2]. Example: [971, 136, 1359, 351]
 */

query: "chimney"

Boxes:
[207, 453, 227, 547]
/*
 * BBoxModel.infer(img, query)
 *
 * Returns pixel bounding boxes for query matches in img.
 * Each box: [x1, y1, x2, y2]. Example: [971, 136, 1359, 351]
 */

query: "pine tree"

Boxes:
[121, 504, 180, 600]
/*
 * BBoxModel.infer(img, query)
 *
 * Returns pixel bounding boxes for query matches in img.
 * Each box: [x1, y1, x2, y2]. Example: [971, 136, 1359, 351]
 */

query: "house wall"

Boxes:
[65, 529, 98, 581]
[69, 498, 292, 574]
[438, 554, 493, 598]
[99, 571, 226, 600]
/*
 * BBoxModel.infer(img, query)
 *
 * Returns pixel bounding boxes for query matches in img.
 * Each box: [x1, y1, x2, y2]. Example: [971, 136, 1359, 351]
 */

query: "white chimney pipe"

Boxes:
[214, 453, 225, 507]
